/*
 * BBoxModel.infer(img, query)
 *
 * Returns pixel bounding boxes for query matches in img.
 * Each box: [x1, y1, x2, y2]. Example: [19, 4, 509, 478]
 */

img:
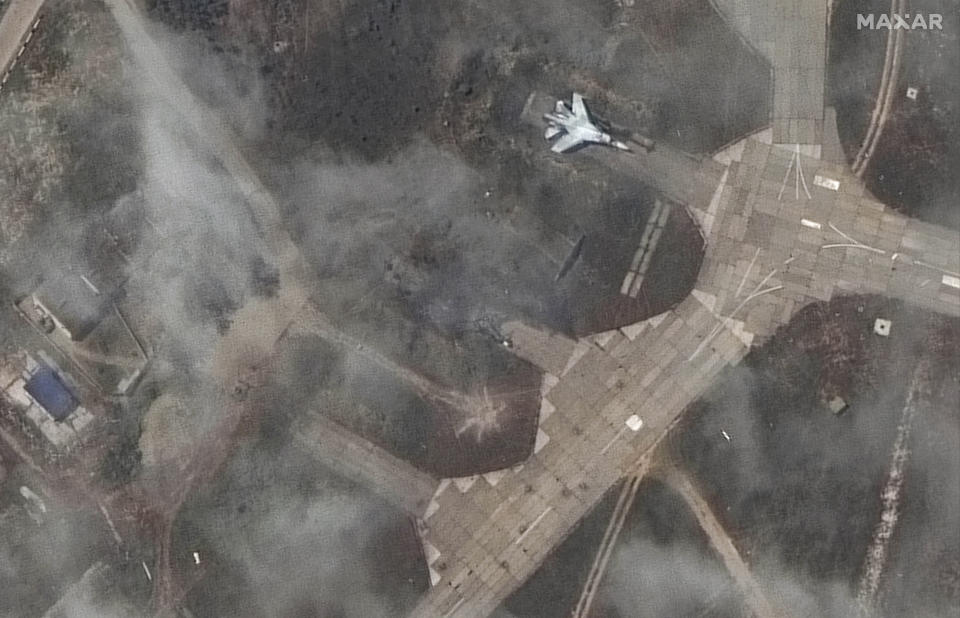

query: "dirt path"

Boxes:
[103, 0, 313, 610]
[661, 464, 787, 618]
[572, 454, 655, 618]
[851, 0, 905, 176]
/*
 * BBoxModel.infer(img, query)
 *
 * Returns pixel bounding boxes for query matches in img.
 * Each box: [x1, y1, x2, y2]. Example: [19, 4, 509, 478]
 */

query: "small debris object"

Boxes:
[873, 318, 891, 337]
[906, 87, 918, 100]
[828, 396, 849, 415]
[142, 562, 152, 581]
[812, 175, 840, 191]
[721, 430, 731, 441]
[19, 486, 46, 513]
[625, 414, 643, 431]
[193, 551, 201, 565]
[231, 380, 248, 401]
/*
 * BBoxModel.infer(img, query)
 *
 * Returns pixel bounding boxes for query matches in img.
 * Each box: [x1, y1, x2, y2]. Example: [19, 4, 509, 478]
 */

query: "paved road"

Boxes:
[710, 0, 826, 145]
[0, 0, 44, 93]
[294, 410, 439, 516]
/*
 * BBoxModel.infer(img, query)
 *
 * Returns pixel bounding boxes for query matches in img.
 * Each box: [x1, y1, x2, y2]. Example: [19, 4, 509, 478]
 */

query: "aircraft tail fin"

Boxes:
[571, 93, 588, 120]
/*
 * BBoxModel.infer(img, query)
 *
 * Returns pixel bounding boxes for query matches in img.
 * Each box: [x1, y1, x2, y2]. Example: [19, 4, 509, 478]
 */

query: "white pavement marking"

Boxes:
[483, 469, 508, 487]
[534, 428, 550, 454]
[539, 397, 556, 421]
[453, 476, 477, 493]
[821, 243, 885, 254]
[813, 175, 840, 190]
[915, 260, 960, 279]
[777, 149, 795, 201]
[701, 167, 729, 237]
[424, 542, 441, 565]
[0, 0, 45, 94]
[515, 507, 553, 545]
[735, 247, 761, 299]
[690, 269, 777, 361]
[621, 201, 671, 298]
[778, 146, 811, 201]
[443, 598, 465, 617]
[600, 426, 628, 455]
[796, 144, 812, 199]
[822, 222, 885, 254]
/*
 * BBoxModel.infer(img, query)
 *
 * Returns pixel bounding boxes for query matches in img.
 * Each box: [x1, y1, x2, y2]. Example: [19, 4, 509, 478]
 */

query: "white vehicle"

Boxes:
[543, 93, 631, 154]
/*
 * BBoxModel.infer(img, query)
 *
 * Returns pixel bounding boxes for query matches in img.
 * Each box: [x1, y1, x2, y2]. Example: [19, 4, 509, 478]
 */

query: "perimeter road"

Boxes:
[0, 0, 45, 93]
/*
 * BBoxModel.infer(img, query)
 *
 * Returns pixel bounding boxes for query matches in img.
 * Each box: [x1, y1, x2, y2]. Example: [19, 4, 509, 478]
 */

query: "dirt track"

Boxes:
[661, 464, 785, 618]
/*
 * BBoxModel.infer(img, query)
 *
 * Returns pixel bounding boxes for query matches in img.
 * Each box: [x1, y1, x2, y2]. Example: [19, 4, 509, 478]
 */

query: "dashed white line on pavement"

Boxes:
[515, 507, 553, 545]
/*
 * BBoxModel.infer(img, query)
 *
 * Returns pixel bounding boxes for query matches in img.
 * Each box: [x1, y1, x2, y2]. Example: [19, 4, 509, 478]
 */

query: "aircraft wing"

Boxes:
[545, 125, 562, 139]
[571, 93, 588, 120]
[550, 132, 582, 153]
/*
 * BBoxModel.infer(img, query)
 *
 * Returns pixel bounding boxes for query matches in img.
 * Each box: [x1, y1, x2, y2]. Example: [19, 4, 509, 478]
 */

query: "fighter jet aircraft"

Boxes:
[543, 93, 631, 154]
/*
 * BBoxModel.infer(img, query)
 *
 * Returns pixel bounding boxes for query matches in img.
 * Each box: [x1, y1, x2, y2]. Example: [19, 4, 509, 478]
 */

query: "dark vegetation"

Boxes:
[669, 295, 959, 616]
[172, 415, 429, 618]
[493, 481, 624, 618]
[591, 478, 747, 618]
[59, 92, 142, 214]
[828, 0, 959, 230]
[495, 478, 747, 617]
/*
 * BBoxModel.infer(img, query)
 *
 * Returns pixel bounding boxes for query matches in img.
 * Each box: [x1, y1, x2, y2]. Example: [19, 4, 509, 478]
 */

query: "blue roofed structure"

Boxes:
[25, 365, 78, 422]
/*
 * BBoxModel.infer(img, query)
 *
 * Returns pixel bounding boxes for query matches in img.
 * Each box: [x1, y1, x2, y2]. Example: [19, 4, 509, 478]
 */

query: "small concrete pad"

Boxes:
[873, 318, 891, 337]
